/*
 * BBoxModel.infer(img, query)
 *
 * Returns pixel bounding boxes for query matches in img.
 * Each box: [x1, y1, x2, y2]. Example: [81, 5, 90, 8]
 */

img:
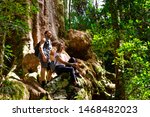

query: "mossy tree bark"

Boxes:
[0, 32, 6, 83]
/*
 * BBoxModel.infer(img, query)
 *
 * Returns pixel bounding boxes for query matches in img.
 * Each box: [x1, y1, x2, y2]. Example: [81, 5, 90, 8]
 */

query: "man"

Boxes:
[39, 30, 53, 87]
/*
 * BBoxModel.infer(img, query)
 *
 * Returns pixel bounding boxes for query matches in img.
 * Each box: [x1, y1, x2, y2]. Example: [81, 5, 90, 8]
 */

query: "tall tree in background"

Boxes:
[92, 0, 150, 99]
[109, 0, 125, 99]
[68, 0, 72, 28]
[116, 0, 150, 99]
[64, 0, 102, 30]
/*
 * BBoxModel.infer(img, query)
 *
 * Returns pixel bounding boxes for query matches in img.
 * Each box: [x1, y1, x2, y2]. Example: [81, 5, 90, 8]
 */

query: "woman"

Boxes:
[55, 42, 79, 86]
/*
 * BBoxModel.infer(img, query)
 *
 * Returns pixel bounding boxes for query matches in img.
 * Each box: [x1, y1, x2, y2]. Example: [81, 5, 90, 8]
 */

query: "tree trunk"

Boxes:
[110, 0, 125, 99]
[68, 0, 71, 29]
[23, 0, 65, 56]
[95, 0, 98, 9]
[0, 32, 6, 83]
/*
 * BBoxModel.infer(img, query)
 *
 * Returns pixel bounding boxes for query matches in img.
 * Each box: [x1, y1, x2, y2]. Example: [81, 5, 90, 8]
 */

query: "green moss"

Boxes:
[61, 79, 69, 88]
[97, 81, 105, 92]
[95, 65, 104, 74]
[0, 79, 29, 100]
[75, 89, 90, 100]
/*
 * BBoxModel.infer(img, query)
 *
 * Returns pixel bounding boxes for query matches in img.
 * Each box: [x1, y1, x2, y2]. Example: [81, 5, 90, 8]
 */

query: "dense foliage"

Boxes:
[64, 0, 103, 31]
[116, 38, 150, 99]
[64, 0, 150, 99]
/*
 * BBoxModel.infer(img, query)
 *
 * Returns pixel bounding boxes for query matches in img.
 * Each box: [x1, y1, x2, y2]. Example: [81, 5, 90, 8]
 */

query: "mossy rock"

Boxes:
[75, 88, 92, 100]
[0, 79, 29, 100]
[45, 73, 70, 93]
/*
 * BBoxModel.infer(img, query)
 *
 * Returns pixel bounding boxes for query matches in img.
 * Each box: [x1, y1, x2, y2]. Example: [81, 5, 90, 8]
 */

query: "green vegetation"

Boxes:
[0, 0, 38, 82]
[64, 0, 150, 99]
[116, 38, 150, 99]
[0, 79, 29, 100]
[0, 0, 149, 100]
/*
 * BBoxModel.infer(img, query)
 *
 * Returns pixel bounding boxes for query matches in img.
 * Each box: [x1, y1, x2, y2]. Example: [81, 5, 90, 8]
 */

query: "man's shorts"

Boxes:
[39, 54, 49, 68]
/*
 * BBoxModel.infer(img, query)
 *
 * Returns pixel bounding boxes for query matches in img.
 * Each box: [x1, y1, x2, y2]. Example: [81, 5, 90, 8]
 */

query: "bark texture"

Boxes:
[23, 0, 65, 56]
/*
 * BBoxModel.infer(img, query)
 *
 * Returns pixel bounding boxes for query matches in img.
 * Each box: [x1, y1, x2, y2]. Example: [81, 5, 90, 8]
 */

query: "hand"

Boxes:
[72, 63, 79, 68]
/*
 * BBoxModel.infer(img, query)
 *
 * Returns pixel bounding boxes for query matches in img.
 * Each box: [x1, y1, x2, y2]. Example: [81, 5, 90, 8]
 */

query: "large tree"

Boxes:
[0, 0, 37, 83]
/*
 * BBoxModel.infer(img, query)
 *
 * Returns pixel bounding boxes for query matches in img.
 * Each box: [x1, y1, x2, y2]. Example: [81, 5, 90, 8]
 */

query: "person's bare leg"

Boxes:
[47, 70, 52, 82]
[40, 67, 46, 84]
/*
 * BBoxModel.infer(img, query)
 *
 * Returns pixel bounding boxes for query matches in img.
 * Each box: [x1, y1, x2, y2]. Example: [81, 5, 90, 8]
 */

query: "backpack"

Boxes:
[34, 38, 51, 57]
[34, 42, 40, 57]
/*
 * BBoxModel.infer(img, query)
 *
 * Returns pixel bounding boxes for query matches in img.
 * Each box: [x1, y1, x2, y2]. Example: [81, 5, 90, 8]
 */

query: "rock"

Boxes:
[22, 53, 40, 74]
[92, 92, 111, 100]
[68, 29, 91, 51]
[105, 71, 116, 83]
[53, 89, 68, 100]
[105, 83, 116, 95]
[23, 75, 52, 100]
[78, 60, 116, 99]
[6, 71, 20, 80]
[66, 29, 96, 60]
[44, 72, 93, 100]
[45, 73, 70, 94]
[75, 88, 92, 100]
[0, 79, 30, 100]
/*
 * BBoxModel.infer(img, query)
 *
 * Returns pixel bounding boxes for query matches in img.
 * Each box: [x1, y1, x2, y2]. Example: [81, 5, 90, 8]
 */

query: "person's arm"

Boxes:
[50, 48, 56, 61]
[56, 55, 77, 67]
[39, 38, 47, 62]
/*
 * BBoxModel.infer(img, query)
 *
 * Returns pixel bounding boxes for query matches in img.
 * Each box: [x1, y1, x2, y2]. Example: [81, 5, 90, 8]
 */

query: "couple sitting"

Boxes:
[37, 30, 81, 88]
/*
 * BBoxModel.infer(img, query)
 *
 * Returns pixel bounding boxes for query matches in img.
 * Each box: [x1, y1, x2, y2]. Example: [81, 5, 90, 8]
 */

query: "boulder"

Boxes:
[0, 79, 29, 100]
[67, 29, 91, 51]
[22, 53, 40, 74]
[23, 73, 52, 100]
[66, 29, 96, 60]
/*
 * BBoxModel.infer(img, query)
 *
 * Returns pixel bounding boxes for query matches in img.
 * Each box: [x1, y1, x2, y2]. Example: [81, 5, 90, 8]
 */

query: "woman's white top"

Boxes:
[55, 52, 69, 66]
